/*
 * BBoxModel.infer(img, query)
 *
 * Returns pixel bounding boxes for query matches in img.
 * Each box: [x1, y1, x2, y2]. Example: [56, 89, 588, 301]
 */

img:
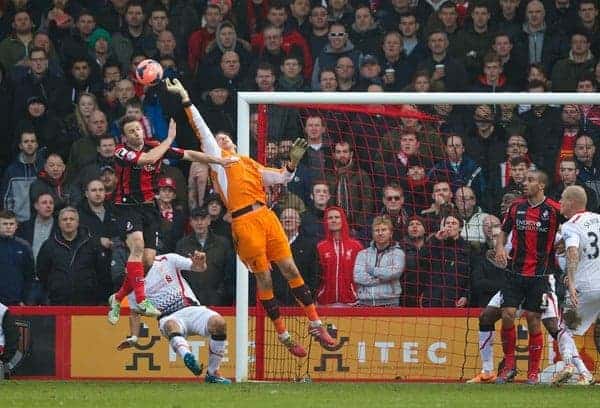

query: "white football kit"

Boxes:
[561, 211, 600, 335]
[128, 254, 218, 337]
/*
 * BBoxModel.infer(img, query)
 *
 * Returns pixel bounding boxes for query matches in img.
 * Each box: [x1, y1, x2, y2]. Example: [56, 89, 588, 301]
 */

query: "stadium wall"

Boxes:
[7, 307, 597, 381]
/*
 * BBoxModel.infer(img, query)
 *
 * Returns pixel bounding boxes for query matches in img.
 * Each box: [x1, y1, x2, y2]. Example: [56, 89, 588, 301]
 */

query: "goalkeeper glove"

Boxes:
[116, 335, 138, 351]
[165, 78, 190, 102]
[289, 138, 308, 168]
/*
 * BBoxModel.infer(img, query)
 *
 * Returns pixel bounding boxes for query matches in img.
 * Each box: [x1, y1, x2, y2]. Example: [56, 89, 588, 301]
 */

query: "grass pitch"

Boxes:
[0, 382, 597, 408]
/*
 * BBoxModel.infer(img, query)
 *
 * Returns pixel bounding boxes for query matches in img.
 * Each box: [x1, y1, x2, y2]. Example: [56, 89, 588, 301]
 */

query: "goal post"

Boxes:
[234, 92, 600, 383]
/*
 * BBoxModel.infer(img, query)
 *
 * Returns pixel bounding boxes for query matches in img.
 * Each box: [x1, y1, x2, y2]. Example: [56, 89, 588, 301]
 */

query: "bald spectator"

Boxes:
[454, 186, 489, 247]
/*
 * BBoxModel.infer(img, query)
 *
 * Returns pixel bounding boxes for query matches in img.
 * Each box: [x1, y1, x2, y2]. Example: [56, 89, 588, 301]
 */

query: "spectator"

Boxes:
[111, 1, 147, 71]
[288, 0, 311, 36]
[574, 134, 600, 198]
[1, 128, 46, 222]
[56, 10, 96, 68]
[158, 0, 200, 61]
[464, 104, 506, 178]
[430, 2, 460, 46]
[378, 0, 411, 32]
[72, 134, 115, 192]
[470, 215, 507, 306]
[87, 27, 114, 71]
[552, 31, 596, 92]
[77, 178, 116, 248]
[488, 154, 531, 214]
[378, 31, 414, 91]
[318, 68, 338, 91]
[16, 192, 55, 262]
[37, 206, 112, 305]
[65, 92, 99, 145]
[155, 177, 185, 254]
[29, 153, 81, 211]
[424, 214, 470, 307]
[203, 21, 252, 78]
[311, 22, 359, 90]
[516, 0, 567, 72]
[300, 181, 331, 242]
[199, 78, 235, 138]
[417, 30, 468, 92]
[325, 139, 374, 232]
[404, 156, 431, 214]
[300, 115, 332, 180]
[327, 0, 354, 27]
[546, 0, 578, 36]
[215, 51, 244, 95]
[316, 206, 362, 305]
[277, 55, 308, 91]
[253, 24, 304, 79]
[205, 193, 232, 242]
[578, 0, 600, 57]
[0, 11, 33, 70]
[492, 33, 528, 90]
[353, 216, 405, 306]
[454, 186, 489, 247]
[428, 134, 486, 200]
[176, 206, 235, 306]
[253, 62, 301, 142]
[421, 181, 455, 231]
[550, 157, 599, 211]
[66, 109, 108, 178]
[377, 183, 411, 242]
[356, 54, 382, 90]
[497, 0, 523, 41]
[0, 210, 34, 305]
[96, 0, 128, 34]
[471, 52, 511, 93]
[452, 3, 494, 81]
[334, 55, 356, 91]
[400, 215, 431, 307]
[99, 165, 116, 199]
[271, 207, 320, 305]
[306, 5, 329, 60]
[12, 47, 69, 119]
[348, 5, 382, 54]
[399, 12, 428, 63]
[188, 4, 223, 76]
[142, 5, 170, 58]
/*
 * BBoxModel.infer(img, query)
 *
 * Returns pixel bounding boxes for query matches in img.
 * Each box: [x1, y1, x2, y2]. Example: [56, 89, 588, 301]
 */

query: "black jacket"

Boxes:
[470, 245, 508, 307]
[272, 233, 320, 305]
[175, 231, 236, 306]
[400, 239, 432, 307]
[37, 227, 112, 305]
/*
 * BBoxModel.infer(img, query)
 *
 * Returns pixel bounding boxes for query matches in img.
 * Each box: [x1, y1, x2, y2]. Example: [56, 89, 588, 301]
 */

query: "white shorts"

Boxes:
[566, 289, 600, 336]
[486, 289, 558, 320]
[158, 306, 219, 338]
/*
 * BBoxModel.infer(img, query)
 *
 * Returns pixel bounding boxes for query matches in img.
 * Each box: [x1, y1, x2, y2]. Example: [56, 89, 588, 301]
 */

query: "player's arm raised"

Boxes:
[165, 78, 221, 157]
[136, 119, 177, 165]
[182, 149, 239, 167]
[261, 138, 308, 186]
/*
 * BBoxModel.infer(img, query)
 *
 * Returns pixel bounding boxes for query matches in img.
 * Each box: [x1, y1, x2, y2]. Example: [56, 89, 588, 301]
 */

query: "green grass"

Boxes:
[0, 382, 598, 408]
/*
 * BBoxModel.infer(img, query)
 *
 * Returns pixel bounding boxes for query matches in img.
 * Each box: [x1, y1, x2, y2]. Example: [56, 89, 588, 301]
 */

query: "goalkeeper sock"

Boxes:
[478, 325, 495, 373]
[258, 289, 286, 335]
[501, 325, 516, 368]
[288, 276, 319, 322]
[208, 334, 226, 375]
[528, 331, 544, 374]
[126, 261, 146, 303]
[169, 333, 191, 359]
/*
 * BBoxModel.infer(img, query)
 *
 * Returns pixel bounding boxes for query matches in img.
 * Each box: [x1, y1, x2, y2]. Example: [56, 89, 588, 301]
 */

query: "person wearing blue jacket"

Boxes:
[0, 210, 34, 305]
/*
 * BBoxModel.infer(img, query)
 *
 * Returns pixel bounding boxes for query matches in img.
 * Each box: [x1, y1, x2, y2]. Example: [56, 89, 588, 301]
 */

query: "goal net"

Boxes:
[234, 92, 600, 383]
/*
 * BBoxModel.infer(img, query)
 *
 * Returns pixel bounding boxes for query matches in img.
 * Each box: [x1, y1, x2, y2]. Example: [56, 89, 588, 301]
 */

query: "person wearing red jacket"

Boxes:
[187, 4, 223, 75]
[316, 206, 362, 305]
[250, 2, 313, 79]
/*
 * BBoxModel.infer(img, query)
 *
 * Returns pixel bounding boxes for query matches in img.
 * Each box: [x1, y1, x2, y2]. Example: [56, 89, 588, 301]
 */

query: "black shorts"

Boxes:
[113, 203, 159, 250]
[502, 274, 553, 313]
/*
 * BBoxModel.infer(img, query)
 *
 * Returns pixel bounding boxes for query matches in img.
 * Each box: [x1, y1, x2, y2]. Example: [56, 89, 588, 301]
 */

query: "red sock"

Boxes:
[126, 261, 146, 303]
[528, 331, 544, 374]
[501, 325, 516, 369]
[114, 273, 132, 301]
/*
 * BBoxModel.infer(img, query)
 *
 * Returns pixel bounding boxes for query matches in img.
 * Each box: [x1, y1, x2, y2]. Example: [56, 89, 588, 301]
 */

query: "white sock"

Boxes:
[479, 331, 494, 373]
[558, 329, 576, 365]
[278, 331, 290, 342]
[310, 320, 322, 328]
[208, 337, 226, 375]
[573, 356, 590, 375]
[170, 336, 191, 359]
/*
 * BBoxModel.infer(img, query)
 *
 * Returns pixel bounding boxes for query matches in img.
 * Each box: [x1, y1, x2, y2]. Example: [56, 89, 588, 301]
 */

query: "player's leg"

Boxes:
[275, 257, 335, 347]
[496, 306, 518, 383]
[255, 270, 306, 358]
[467, 303, 501, 383]
[161, 318, 203, 376]
[525, 311, 544, 384]
[204, 315, 231, 384]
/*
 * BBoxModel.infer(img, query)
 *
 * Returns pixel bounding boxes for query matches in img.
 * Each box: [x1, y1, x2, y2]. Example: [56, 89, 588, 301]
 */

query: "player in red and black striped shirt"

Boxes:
[107, 116, 236, 323]
[494, 170, 567, 384]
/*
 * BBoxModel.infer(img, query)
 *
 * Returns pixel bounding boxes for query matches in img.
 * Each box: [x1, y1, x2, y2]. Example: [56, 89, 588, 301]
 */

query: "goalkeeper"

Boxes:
[166, 79, 335, 357]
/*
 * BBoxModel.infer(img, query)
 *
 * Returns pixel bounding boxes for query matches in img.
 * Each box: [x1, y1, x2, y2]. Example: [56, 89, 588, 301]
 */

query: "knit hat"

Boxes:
[87, 28, 111, 49]
[407, 215, 427, 233]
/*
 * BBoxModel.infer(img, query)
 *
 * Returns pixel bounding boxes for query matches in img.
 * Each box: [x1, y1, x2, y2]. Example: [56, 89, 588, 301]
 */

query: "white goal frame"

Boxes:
[234, 91, 600, 382]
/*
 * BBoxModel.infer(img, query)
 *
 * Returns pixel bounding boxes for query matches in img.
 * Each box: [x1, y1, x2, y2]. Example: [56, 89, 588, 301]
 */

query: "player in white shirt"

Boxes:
[552, 185, 597, 385]
[117, 251, 231, 384]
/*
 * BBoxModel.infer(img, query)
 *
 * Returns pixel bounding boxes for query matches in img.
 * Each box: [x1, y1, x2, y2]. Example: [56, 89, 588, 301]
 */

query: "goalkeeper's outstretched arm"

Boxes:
[165, 78, 220, 158]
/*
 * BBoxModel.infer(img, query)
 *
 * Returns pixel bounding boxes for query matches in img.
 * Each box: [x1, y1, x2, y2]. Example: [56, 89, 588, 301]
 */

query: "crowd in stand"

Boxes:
[1, 0, 600, 309]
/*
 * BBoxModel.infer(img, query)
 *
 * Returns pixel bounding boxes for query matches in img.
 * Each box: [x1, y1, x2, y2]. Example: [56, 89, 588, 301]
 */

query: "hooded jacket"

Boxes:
[353, 241, 405, 306]
[0, 149, 47, 222]
[0, 235, 34, 305]
[316, 206, 363, 304]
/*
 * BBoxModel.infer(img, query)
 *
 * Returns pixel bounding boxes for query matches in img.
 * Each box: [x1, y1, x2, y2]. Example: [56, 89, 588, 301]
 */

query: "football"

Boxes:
[135, 59, 163, 86]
